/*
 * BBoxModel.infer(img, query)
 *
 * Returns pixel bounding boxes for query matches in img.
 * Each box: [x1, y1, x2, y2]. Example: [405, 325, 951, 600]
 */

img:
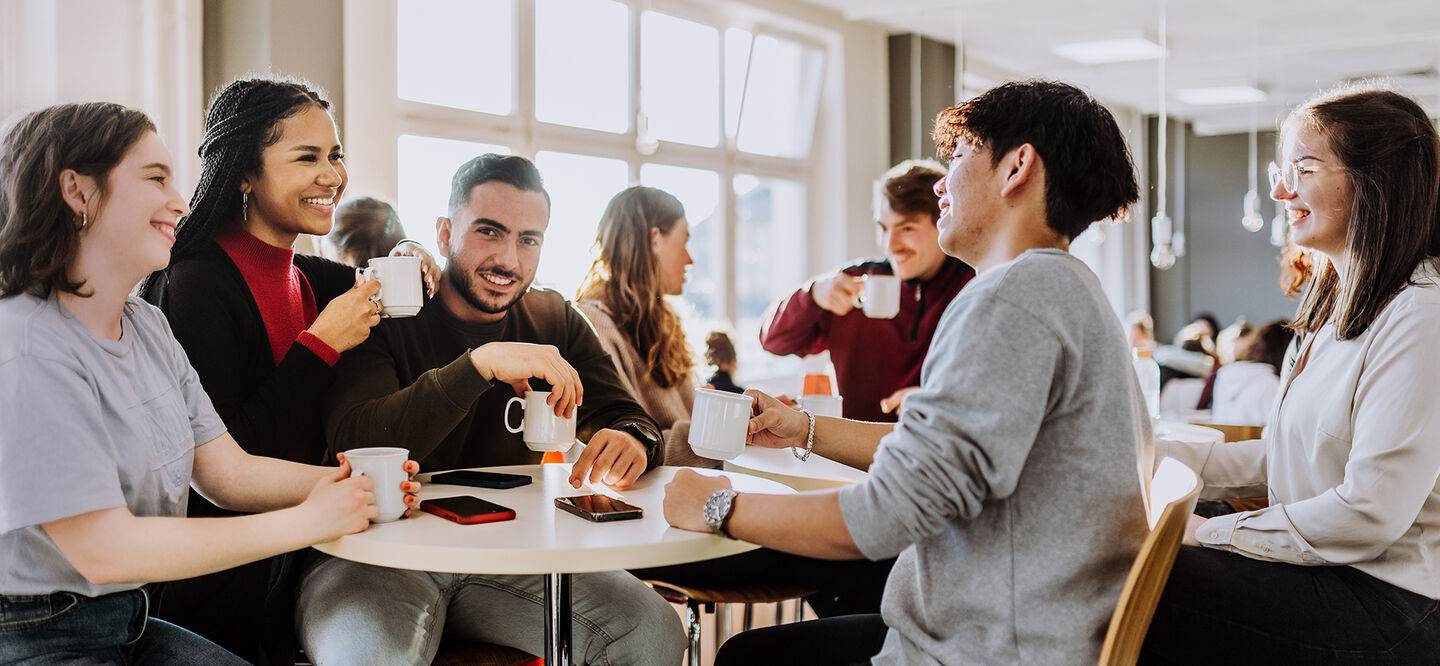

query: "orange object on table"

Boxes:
[541, 451, 565, 464]
[802, 373, 833, 396]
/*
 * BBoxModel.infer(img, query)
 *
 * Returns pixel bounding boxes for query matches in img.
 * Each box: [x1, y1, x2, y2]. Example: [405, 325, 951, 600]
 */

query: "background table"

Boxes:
[313, 464, 792, 665]
[724, 445, 868, 491]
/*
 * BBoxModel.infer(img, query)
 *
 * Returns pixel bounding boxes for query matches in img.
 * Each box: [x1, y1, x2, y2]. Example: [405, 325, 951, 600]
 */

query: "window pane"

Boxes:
[734, 174, 806, 380]
[396, 135, 510, 265]
[724, 29, 752, 140]
[397, 0, 513, 114]
[533, 151, 630, 298]
[640, 12, 719, 147]
[640, 163, 721, 325]
[535, 0, 629, 133]
[736, 35, 825, 158]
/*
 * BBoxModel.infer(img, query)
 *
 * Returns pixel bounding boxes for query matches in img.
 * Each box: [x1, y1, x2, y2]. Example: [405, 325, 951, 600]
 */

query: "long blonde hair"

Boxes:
[579, 186, 693, 388]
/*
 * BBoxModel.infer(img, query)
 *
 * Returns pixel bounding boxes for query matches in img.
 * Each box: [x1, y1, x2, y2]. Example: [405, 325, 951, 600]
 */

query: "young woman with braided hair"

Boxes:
[140, 76, 432, 663]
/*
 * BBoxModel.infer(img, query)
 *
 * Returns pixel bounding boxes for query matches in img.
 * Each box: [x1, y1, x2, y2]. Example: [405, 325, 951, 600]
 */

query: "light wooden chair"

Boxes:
[1098, 457, 1201, 666]
[643, 580, 815, 666]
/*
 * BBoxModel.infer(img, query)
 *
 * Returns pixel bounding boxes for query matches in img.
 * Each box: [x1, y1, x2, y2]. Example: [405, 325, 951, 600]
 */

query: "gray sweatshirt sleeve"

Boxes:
[839, 291, 1063, 559]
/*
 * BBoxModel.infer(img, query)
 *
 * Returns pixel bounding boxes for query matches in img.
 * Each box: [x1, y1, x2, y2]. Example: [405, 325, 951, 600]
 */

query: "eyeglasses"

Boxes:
[1267, 161, 1347, 193]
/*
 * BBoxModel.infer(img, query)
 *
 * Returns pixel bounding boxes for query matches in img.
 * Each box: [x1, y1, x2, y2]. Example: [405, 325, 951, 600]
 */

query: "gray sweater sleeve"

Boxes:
[839, 289, 1063, 559]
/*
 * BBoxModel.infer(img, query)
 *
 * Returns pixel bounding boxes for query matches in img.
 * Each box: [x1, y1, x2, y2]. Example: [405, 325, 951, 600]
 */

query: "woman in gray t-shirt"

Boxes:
[0, 102, 417, 664]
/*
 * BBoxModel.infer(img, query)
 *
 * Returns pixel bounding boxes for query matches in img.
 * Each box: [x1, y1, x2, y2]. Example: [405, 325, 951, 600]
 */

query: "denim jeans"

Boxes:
[1141, 546, 1440, 665]
[0, 588, 246, 665]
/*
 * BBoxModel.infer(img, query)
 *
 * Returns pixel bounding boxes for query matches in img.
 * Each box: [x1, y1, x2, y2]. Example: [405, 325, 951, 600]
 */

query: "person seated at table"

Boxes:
[663, 80, 1151, 664]
[322, 195, 408, 267]
[758, 160, 974, 421]
[140, 76, 436, 663]
[1142, 83, 1440, 663]
[302, 153, 684, 665]
[1208, 319, 1291, 426]
[0, 101, 416, 665]
[704, 331, 745, 394]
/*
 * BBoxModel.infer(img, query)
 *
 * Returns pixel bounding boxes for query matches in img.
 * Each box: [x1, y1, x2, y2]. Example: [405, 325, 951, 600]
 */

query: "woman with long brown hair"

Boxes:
[577, 185, 710, 465]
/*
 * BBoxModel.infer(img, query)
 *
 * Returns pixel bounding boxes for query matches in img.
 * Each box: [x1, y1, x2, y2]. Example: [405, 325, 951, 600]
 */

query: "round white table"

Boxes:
[723, 445, 868, 491]
[1155, 419, 1224, 446]
[313, 463, 792, 665]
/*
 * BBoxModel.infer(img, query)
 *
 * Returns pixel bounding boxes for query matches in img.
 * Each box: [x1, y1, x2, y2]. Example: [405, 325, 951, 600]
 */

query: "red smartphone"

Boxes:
[420, 496, 516, 525]
[555, 494, 644, 522]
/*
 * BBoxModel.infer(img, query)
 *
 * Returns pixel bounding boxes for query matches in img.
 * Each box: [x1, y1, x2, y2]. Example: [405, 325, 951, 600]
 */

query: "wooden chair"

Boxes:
[643, 580, 815, 666]
[431, 641, 540, 666]
[1098, 457, 1201, 666]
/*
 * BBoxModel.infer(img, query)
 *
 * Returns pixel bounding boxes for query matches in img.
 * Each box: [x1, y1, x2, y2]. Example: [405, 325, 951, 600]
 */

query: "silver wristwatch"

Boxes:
[702, 488, 738, 538]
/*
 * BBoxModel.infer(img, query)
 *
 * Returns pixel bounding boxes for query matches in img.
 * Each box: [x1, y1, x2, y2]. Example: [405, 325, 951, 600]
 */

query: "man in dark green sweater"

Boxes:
[297, 154, 684, 665]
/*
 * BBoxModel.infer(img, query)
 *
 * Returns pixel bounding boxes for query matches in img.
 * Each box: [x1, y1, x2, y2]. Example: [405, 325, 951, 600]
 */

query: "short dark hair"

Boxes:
[329, 196, 406, 267]
[447, 153, 550, 218]
[932, 80, 1139, 240]
[1286, 84, 1440, 340]
[1237, 319, 1293, 372]
[877, 160, 944, 222]
[0, 102, 155, 298]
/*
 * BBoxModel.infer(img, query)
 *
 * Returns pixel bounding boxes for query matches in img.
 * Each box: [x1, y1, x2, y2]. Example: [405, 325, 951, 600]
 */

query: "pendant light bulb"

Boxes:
[1241, 190, 1265, 232]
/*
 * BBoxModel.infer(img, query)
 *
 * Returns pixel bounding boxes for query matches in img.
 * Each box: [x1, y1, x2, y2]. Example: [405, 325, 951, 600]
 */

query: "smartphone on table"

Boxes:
[429, 470, 532, 489]
[420, 496, 516, 524]
[555, 494, 644, 522]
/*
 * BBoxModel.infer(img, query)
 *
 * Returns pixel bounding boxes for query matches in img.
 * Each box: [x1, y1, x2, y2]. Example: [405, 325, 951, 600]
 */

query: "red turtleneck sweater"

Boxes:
[216, 229, 339, 366]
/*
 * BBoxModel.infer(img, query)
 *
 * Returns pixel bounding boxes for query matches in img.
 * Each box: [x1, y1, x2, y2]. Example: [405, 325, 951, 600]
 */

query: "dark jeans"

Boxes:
[0, 588, 245, 665]
[714, 613, 888, 665]
[632, 548, 894, 617]
[1141, 546, 1440, 665]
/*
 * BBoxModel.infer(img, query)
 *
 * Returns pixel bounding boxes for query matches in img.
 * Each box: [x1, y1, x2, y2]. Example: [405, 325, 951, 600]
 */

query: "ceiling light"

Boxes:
[1175, 86, 1268, 106]
[1053, 37, 1166, 65]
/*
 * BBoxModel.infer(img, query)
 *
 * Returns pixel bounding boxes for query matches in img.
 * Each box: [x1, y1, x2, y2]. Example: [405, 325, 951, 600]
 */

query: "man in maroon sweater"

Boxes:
[759, 161, 974, 422]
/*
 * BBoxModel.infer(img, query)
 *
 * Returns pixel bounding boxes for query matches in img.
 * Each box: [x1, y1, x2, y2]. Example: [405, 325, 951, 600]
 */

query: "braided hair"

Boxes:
[141, 76, 330, 303]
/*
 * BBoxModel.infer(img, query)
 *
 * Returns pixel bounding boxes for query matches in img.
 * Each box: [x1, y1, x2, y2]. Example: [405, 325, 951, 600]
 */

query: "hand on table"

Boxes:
[568, 429, 646, 490]
[810, 272, 864, 316]
[744, 389, 809, 449]
[388, 241, 441, 296]
[880, 386, 919, 414]
[663, 469, 734, 533]
[470, 342, 583, 418]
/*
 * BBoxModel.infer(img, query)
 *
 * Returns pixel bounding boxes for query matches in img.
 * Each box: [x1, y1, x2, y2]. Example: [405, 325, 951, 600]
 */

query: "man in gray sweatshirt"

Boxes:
[664, 80, 1153, 665]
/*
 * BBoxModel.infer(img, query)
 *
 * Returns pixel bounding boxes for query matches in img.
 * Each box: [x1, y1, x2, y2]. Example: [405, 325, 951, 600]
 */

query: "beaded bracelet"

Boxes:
[792, 409, 816, 461]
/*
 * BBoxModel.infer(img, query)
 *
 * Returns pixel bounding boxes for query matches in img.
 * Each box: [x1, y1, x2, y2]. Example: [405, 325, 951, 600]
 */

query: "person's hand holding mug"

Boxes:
[810, 272, 864, 316]
[470, 342, 584, 418]
[297, 459, 378, 540]
[388, 241, 441, 297]
[306, 274, 382, 353]
[744, 389, 810, 449]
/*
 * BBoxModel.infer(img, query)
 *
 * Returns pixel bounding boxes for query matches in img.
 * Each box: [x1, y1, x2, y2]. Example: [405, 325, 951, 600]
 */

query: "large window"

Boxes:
[385, 0, 827, 380]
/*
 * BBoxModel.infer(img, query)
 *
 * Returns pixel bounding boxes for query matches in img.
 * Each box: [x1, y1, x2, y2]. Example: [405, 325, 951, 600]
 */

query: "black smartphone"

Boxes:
[420, 496, 517, 525]
[429, 470, 532, 489]
[555, 494, 644, 522]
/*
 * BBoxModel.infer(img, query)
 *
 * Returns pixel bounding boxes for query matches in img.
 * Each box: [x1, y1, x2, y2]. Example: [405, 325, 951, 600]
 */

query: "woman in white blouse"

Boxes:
[1141, 84, 1440, 662]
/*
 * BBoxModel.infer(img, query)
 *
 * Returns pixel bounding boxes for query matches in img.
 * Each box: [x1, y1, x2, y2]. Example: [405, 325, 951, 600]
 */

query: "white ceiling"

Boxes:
[805, 0, 1440, 135]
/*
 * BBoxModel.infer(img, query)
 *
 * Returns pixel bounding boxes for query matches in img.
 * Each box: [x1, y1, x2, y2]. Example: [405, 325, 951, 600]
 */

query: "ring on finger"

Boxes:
[373, 300, 382, 316]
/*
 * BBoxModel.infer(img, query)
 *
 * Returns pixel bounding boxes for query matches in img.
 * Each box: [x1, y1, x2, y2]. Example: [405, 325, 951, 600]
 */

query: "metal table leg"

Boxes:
[544, 572, 572, 665]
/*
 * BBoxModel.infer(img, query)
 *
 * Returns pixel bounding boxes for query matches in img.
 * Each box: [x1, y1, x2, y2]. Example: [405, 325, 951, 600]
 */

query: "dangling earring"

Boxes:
[241, 191, 249, 222]
[78, 211, 87, 230]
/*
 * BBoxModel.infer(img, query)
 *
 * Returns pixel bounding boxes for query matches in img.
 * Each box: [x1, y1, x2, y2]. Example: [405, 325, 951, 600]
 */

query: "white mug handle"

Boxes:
[505, 396, 525, 434]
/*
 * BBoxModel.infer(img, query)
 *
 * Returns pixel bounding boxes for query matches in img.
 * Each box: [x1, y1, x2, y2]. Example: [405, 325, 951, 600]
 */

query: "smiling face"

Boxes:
[876, 204, 944, 280]
[83, 131, 191, 276]
[933, 141, 1000, 265]
[240, 105, 346, 247]
[438, 181, 551, 321]
[651, 217, 692, 296]
[1272, 120, 1353, 264]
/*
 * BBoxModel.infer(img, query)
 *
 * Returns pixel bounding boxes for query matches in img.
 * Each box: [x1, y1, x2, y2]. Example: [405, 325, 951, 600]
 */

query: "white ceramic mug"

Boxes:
[799, 394, 844, 418]
[505, 391, 576, 452]
[688, 388, 754, 460]
[860, 274, 901, 319]
[343, 446, 409, 523]
[363, 256, 424, 318]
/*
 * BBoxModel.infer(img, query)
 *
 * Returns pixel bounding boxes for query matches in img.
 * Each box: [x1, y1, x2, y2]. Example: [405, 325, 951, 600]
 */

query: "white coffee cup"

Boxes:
[505, 391, 577, 452]
[343, 446, 409, 523]
[363, 256, 424, 318]
[860, 274, 901, 319]
[688, 387, 754, 461]
[799, 394, 844, 418]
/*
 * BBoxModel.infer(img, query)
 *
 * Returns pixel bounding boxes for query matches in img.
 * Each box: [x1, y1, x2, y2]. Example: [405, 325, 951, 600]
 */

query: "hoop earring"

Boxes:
[241, 192, 249, 222]
[78, 211, 87, 230]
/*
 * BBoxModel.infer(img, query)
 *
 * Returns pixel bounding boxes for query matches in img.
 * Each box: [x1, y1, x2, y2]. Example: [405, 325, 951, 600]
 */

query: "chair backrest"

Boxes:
[1189, 421, 1263, 443]
[1098, 457, 1201, 666]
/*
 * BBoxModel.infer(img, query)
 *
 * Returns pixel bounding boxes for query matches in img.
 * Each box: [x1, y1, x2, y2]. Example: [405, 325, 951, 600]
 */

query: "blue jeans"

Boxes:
[1141, 546, 1440, 664]
[0, 588, 246, 665]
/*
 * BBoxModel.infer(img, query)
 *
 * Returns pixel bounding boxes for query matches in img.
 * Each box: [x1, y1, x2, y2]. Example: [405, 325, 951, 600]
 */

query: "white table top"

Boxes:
[312, 464, 793, 575]
[1155, 419, 1224, 446]
[724, 445, 868, 491]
